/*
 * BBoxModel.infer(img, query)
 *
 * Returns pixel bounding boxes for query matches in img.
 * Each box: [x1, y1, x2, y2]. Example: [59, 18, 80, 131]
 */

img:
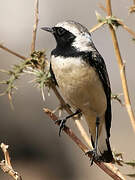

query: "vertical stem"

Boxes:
[31, 0, 39, 53]
[106, 0, 112, 16]
[106, 0, 135, 132]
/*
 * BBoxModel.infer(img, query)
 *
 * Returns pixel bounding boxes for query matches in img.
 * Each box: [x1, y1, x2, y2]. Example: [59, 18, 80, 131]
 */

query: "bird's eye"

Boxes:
[56, 27, 66, 36]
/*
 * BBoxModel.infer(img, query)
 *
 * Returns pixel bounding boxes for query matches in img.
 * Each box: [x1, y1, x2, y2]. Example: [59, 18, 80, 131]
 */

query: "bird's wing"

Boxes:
[89, 50, 112, 138]
[50, 62, 58, 86]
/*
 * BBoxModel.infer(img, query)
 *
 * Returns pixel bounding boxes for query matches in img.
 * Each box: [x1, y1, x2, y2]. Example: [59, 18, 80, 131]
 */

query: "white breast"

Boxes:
[51, 55, 107, 117]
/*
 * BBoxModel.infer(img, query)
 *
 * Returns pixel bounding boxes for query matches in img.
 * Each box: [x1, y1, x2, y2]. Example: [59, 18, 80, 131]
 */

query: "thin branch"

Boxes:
[51, 85, 92, 148]
[31, 0, 39, 53]
[44, 108, 126, 180]
[129, 6, 135, 14]
[90, 19, 135, 39]
[0, 44, 26, 60]
[117, 20, 135, 39]
[0, 143, 22, 180]
[106, 0, 112, 16]
[74, 118, 92, 148]
[106, 0, 135, 132]
[90, 21, 106, 33]
[98, 3, 135, 39]
[128, 0, 135, 13]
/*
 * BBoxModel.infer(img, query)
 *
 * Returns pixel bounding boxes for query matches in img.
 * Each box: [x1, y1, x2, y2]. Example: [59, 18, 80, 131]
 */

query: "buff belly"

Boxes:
[51, 55, 107, 137]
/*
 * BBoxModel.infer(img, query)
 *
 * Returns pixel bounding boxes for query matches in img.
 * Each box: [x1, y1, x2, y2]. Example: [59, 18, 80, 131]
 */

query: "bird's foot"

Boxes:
[55, 110, 81, 136]
[55, 118, 67, 136]
[85, 149, 100, 166]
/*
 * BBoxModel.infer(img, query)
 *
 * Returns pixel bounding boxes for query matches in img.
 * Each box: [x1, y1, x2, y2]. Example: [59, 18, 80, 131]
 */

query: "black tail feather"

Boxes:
[100, 139, 113, 163]
[91, 136, 113, 163]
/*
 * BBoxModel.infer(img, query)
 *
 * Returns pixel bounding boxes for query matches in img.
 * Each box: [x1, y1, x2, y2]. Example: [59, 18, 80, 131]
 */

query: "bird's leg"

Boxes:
[90, 116, 100, 165]
[86, 117, 100, 165]
[55, 109, 81, 136]
[95, 116, 100, 154]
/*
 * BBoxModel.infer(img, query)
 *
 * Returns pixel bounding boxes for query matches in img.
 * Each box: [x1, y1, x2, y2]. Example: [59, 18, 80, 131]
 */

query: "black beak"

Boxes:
[41, 27, 53, 33]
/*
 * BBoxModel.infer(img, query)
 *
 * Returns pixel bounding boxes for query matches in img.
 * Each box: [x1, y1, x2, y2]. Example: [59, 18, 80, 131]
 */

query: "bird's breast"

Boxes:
[51, 55, 107, 116]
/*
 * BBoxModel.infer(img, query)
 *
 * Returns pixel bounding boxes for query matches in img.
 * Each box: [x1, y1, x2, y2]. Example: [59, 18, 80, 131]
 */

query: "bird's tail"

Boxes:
[91, 122, 113, 163]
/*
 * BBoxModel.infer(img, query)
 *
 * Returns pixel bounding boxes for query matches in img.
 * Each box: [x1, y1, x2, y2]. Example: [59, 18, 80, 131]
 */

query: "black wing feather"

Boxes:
[88, 50, 112, 138]
[50, 62, 58, 86]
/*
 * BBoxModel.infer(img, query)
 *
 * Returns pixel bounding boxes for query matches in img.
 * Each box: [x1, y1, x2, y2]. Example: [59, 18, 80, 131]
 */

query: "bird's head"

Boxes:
[41, 20, 93, 52]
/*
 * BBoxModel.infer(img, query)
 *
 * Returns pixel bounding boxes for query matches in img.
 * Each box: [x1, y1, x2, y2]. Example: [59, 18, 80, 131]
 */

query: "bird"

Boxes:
[41, 20, 113, 163]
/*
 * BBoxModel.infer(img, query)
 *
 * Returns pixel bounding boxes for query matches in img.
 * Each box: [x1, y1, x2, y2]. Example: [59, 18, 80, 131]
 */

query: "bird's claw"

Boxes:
[55, 118, 67, 136]
[85, 149, 100, 166]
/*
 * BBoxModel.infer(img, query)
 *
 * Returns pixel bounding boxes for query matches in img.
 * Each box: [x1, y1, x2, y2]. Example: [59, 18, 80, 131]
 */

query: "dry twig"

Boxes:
[98, 3, 135, 39]
[106, 0, 135, 133]
[44, 108, 126, 180]
[31, 0, 39, 53]
[90, 21, 106, 33]
[0, 143, 22, 180]
[0, 44, 26, 60]
[129, 0, 135, 13]
[118, 21, 135, 39]
[51, 85, 92, 148]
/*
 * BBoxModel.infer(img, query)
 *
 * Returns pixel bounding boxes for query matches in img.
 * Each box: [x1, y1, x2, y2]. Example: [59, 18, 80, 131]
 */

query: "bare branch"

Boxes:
[129, 6, 135, 14]
[31, 0, 39, 53]
[117, 20, 135, 39]
[51, 85, 93, 148]
[0, 44, 26, 60]
[106, 0, 135, 133]
[0, 143, 22, 180]
[90, 21, 106, 33]
[98, 3, 135, 39]
[44, 108, 126, 180]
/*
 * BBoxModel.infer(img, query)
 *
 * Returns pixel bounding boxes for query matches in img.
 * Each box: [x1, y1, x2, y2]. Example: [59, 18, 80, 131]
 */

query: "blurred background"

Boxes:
[0, 0, 135, 179]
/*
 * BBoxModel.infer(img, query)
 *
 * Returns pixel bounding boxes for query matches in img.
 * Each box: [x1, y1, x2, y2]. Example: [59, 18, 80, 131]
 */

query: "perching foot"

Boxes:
[55, 118, 67, 136]
[86, 149, 100, 166]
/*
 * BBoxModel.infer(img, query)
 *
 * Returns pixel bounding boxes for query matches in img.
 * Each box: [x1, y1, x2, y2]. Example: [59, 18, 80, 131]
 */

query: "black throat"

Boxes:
[51, 45, 92, 60]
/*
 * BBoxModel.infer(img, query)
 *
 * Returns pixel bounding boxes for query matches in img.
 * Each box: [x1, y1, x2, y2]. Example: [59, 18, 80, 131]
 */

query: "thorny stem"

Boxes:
[106, 0, 135, 133]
